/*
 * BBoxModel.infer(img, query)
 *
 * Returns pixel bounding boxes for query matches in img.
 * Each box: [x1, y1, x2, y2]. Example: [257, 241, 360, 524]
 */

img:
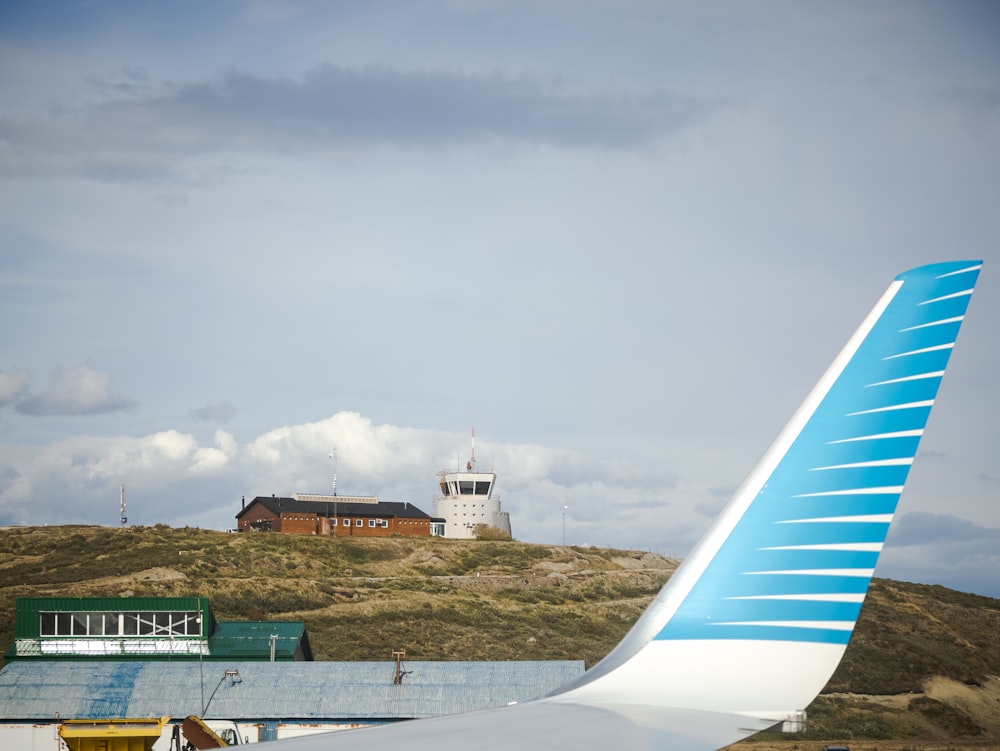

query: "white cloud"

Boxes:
[0, 408, 996, 595]
[0, 369, 31, 405]
[0, 430, 197, 525]
[0, 411, 677, 538]
[14, 364, 135, 417]
[192, 430, 237, 474]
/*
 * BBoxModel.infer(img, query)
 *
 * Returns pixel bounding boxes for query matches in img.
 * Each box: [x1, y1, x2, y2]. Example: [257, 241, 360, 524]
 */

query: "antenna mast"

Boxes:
[466, 427, 476, 472]
[120, 484, 127, 527]
[329, 445, 338, 497]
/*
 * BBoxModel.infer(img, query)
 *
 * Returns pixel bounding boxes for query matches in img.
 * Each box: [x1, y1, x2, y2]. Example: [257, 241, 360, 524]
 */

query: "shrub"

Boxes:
[473, 524, 512, 541]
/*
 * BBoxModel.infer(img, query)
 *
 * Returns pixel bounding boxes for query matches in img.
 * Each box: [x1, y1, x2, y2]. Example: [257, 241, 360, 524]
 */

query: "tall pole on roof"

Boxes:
[329, 445, 338, 497]
[120, 484, 126, 527]
[329, 446, 338, 536]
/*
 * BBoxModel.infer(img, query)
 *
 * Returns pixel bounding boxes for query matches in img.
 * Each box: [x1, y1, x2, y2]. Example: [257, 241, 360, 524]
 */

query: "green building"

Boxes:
[5, 597, 312, 662]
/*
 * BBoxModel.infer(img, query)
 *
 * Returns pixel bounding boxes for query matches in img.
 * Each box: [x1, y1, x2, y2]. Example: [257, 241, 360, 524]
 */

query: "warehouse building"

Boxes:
[0, 659, 584, 742]
[1, 596, 584, 742]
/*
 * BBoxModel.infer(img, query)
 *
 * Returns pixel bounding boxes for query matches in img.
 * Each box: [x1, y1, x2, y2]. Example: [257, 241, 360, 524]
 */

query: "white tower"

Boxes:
[433, 429, 512, 539]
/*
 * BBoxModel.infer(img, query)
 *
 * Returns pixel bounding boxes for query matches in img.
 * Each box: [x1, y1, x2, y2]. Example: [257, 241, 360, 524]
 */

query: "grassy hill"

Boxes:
[2, 524, 999, 745]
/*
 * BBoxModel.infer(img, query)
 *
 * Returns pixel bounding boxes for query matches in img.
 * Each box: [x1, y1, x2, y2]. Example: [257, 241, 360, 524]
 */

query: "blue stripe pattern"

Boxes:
[85, 662, 144, 717]
[655, 261, 982, 645]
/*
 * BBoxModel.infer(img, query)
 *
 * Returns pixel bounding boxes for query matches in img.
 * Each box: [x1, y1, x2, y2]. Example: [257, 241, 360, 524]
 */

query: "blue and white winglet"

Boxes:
[270, 261, 982, 751]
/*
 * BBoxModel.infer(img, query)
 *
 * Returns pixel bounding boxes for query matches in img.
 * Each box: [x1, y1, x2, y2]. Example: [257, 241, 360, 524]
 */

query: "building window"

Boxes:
[331, 518, 338, 526]
[40, 611, 200, 638]
[368, 519, 376, 527]
[380, 520, 388, 528]
[355, 519, 363, 527]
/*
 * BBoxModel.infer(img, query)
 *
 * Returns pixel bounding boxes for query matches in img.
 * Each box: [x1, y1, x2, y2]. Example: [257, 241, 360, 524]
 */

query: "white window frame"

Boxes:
[40, 610, 200, 638]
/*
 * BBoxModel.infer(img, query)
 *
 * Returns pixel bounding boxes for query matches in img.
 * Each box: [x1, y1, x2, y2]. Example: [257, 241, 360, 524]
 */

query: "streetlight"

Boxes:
[562, 505, 568, 546]
[196, 616, 205, 715]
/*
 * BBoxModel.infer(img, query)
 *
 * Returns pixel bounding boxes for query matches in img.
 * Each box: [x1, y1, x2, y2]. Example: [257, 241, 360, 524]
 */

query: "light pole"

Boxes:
[562, 505, 568, 546]
[197, 616, 205, 715]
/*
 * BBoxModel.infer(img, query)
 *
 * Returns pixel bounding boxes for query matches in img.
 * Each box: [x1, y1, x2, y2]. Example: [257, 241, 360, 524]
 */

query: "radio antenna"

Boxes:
[328, 445, 338, 497]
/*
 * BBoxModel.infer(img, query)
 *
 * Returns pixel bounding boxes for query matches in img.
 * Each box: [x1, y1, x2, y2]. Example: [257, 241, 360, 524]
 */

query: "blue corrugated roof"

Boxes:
[0, 660, 584, 721]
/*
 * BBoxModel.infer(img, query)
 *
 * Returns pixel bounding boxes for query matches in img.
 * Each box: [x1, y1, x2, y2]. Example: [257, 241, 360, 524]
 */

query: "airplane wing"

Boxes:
[263, 261, 983, 751]
[263, 701, 776, 751]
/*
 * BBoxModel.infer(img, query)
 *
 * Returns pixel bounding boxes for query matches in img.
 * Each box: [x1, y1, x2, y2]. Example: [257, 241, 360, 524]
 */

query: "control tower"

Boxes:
[434, 430, 512, 539]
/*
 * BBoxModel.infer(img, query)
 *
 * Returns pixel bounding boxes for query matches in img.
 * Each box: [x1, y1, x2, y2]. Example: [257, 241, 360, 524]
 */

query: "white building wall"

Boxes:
[435, 498, 511, 539]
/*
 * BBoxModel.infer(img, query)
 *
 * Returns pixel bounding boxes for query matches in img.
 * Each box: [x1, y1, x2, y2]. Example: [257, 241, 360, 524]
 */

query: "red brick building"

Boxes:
[235, 495, 444, 537]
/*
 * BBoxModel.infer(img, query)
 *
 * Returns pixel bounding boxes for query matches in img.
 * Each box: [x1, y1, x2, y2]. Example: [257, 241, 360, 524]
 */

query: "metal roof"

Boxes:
[0, 660, 584, 721]
[237, 497, 433, 520]
[208, 621, 310, 661]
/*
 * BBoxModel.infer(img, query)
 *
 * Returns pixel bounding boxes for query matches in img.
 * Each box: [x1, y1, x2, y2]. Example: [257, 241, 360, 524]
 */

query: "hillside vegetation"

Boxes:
[2, 525, 999, 746]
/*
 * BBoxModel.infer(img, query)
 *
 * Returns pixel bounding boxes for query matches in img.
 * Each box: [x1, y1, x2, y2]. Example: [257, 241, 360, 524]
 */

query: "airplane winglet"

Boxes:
[559, 261, 982, 724]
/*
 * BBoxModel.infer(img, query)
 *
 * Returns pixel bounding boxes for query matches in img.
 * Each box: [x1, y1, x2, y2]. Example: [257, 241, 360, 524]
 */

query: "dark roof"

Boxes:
[237, 496, 432, 521]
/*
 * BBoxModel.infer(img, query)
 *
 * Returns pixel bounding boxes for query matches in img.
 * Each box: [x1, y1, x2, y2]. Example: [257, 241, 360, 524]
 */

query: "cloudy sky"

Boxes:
[1, 2, 998, 597]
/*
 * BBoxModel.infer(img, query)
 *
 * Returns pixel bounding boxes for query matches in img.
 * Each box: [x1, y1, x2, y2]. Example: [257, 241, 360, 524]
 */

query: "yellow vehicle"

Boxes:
[58, 716, 239, 751]
[58, 716, 170, 751]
